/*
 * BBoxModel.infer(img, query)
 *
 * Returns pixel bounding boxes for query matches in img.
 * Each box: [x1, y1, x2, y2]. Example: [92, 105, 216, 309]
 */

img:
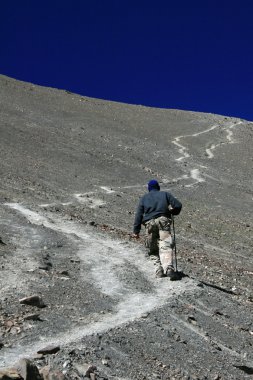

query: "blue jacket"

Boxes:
[133, 189, 182, 234]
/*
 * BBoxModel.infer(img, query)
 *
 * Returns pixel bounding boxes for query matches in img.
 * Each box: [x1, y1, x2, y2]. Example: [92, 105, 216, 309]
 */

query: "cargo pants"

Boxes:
[144, 216, 174, 275]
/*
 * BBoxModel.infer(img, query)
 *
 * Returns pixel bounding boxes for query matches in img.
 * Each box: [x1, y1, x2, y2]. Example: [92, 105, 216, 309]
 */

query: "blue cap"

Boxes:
[148, 179, 160, 192]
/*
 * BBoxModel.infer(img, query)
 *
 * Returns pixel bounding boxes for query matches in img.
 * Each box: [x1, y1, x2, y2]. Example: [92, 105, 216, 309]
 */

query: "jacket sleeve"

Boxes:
[133, 198, 144, 234]
[166, 192, 182, 215]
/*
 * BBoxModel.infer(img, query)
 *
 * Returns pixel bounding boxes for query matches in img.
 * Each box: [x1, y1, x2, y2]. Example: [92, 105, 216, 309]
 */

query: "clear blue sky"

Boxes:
[1, 1, 253, 120]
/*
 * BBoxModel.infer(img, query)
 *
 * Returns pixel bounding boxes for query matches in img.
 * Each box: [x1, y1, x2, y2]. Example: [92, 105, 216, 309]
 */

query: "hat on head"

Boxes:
[148, 179, 160, 192]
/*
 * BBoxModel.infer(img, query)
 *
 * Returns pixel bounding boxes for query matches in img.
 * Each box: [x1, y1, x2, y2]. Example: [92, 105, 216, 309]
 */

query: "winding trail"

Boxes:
[173, 124, 219, 162]
[172, 121, 243, 187]
[1, 203, 196, 367]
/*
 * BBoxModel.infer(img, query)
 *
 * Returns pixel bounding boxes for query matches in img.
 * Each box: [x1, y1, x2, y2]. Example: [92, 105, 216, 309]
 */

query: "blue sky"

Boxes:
[1, 1, 253, 120]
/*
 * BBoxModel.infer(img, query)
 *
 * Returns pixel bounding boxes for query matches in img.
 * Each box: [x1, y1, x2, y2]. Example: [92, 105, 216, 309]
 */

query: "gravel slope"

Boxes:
[0, 74, 252, 379]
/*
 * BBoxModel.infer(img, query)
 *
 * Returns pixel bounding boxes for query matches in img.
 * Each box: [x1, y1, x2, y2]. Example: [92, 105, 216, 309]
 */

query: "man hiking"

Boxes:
[133, 180, 182, 279]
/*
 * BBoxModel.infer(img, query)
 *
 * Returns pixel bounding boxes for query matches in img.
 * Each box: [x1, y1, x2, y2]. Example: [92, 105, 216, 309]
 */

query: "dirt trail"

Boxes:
[1, 202, 197, 367]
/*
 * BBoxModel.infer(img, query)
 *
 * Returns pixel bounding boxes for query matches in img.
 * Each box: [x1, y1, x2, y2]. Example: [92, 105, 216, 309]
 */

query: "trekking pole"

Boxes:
[171, 215, 178, 272]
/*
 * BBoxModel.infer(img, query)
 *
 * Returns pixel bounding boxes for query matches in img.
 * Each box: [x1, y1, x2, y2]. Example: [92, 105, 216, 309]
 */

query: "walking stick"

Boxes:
[171, 215, 178, 272]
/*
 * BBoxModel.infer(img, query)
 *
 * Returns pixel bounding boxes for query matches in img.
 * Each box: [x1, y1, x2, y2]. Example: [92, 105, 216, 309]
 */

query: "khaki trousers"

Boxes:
[144, 216, 174, 274]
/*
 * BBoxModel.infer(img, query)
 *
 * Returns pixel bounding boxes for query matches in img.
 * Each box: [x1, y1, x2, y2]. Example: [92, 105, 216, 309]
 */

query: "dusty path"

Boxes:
[0, 202, 196, 367]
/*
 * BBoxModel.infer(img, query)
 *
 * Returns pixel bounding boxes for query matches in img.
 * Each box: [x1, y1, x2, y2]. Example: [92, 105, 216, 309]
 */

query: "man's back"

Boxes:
[141, 190, 173, 221]
[134, 188, 182, 233]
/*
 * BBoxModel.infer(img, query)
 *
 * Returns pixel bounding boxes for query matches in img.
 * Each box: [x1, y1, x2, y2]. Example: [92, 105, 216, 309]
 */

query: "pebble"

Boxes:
[140, 312, 149, 319]
[59, 270, 69, 276]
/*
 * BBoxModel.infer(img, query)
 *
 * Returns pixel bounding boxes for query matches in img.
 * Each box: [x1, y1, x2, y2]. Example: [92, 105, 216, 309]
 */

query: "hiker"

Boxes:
[133, 180, 182, 279]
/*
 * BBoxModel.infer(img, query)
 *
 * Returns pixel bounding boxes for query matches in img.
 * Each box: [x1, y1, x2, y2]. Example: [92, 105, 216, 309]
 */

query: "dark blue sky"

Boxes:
[1, 1, 253, 120]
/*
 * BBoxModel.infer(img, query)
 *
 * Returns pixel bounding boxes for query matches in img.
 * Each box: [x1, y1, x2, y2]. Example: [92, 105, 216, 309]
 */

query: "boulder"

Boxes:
[16, 358, 43, 380]
[23, 314, 41, 321]
[40, 367, 66, 380]
[37, 345, 60, 355]
[19, 296, 46, 308]
[0, 369, 22, 379]
[73, 363, 97, 377]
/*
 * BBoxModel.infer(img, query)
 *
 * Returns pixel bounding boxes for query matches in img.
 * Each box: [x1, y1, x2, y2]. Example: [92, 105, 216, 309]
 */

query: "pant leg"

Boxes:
[156, 216, 174, 273]
[144, 220, 162, 272]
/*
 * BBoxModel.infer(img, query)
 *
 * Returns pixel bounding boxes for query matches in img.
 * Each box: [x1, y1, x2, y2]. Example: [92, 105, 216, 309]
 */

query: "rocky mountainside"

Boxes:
[0, 74, 252, 379]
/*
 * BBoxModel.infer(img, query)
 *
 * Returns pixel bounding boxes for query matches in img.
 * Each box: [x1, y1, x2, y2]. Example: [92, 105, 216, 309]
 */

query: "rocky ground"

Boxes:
[0, 74, 252, 379]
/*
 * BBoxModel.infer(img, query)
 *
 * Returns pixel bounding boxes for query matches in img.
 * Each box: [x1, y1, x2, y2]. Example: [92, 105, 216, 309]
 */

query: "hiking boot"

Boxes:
[166, 267, 177, 281]
[155, 267, 164, 278]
